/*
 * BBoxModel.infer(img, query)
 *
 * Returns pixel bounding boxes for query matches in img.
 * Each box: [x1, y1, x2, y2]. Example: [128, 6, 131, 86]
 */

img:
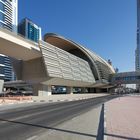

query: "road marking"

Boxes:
[104, 121, 107, 128]
[26, 135, 38, 140]
[104, 135, 108, 140]
[0, 121, 7, 124]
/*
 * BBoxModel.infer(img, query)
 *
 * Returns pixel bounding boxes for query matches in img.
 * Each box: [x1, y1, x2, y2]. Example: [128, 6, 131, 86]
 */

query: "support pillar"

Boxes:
[67, 87, 73, 94]
[88, 88, 96, 93]
[107, 88, 109, 93]
[81, 87, 87, 93]
[33, 84, 52, 96]
[96, 88, 102, 93]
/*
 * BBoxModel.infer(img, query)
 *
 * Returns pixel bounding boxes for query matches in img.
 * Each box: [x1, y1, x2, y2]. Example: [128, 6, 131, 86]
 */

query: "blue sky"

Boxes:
[19, 0, 136, 72]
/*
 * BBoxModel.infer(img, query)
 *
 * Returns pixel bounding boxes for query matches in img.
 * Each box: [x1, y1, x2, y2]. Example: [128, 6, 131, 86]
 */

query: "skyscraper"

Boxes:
[0, 0, 18, 32]
[0, 0, 18, 81]
[0, 54, 15, 81]
[18, 18, 42, 42]
[136, 0, 140, 71]
[135, 0, 140, 91]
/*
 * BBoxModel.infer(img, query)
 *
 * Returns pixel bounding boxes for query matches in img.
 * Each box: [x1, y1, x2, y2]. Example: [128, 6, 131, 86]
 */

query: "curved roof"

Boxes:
[44, 33, 115, 82]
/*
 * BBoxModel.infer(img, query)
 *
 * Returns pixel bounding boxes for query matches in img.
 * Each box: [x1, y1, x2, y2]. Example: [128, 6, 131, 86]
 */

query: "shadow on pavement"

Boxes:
[97, 104, 104, 140]
[0, 118, 97, 138]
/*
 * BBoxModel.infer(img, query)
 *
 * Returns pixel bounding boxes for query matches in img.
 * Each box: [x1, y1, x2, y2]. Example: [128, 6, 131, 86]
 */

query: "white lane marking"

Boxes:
[104, 121, 107, 128]
[104, 105, 107, 140]
[104, 135, 108, 140]
[0, 121, 7, 124]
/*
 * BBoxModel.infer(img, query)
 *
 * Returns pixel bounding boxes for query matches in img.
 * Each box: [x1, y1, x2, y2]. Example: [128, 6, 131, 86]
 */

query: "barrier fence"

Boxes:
[0, 96, 32, 104]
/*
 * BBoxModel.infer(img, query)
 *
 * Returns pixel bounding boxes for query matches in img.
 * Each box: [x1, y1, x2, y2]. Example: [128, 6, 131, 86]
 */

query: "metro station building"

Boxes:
[0, 30, 115, 95]
[27, 33, 115, 95]
[0, 0, 115, 95]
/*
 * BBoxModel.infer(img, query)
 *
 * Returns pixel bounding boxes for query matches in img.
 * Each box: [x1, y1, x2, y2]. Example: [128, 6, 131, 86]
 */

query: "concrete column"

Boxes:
[81, 87, 87, 93]
[88, 88, 96, 93]
[33, 84, 52, 96]
[0, 80, 4, 93]
[67, 87, 73, 94]
[96, 88, 103, 93]
[107, 88, 109, 93]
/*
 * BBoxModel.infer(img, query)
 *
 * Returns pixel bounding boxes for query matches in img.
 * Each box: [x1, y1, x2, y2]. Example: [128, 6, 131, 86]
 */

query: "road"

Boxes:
[0, 95, 116, 140]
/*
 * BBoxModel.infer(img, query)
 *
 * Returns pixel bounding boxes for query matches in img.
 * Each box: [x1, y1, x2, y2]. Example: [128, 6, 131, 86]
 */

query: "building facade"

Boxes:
[0, 0, 18, 32]
[0, 0, 18, 81]
[0, 54, 15, 81]
[136, 0, 140, 71]
[18, 18, 42, 42]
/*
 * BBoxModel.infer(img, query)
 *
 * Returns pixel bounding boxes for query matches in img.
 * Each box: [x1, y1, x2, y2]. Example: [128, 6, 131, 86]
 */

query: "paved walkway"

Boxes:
[105, 95, 140, 140]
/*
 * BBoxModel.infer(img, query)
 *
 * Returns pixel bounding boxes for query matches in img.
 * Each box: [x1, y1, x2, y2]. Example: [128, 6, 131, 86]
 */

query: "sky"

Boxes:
[19, 0, 136, 72]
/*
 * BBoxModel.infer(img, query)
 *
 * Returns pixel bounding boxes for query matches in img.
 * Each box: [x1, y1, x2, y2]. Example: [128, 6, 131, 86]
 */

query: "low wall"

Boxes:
[32, 93, 109, 102]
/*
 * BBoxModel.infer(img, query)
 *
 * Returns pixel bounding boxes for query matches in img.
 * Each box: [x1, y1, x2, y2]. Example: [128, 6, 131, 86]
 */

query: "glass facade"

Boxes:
[0, 1, 4, 28]
[28, 23, 39, 42]
[0, 55, 14, 81]
[136, 0, 140, 71]
[0, 0, 17, 81]
[115, 76, 140, 81]
[0, 0, 13, 30]
[18, 18, 41, 43]
[0, 2, 4, 12]
[0, 13, 4, 21]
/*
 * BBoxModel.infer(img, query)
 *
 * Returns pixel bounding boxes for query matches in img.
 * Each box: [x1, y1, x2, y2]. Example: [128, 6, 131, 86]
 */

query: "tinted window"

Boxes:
[0, 2, 4, 12]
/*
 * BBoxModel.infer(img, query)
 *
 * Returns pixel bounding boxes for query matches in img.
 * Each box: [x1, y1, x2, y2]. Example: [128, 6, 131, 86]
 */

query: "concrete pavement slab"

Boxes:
[105, 95, 140, 140]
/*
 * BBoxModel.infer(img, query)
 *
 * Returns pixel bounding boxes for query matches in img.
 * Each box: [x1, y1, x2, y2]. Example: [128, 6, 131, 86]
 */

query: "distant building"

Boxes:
[115, 68, 119, 73]
[136, 0, 140, 91]
[136, 0, 140, 71]
[0, 0, 18, 32]
[18, 18, 42, 42]
[107, 59, 112, 65]
[0, 0, 18, 81]
[0, 54, 15, 81]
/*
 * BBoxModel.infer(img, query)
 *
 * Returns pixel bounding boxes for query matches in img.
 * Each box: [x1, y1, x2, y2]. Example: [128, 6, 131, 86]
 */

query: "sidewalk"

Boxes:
[32, 93, 108, 103]
[0, 93, 108, 106]
[0, 93, 109, 106]
[105, 95, 140, 140]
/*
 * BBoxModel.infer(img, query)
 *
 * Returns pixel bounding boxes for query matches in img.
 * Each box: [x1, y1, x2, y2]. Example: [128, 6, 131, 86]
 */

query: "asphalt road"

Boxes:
[0, 95, 116, 140]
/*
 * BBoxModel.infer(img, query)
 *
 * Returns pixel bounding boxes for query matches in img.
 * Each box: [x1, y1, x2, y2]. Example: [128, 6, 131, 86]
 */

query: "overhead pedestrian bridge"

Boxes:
[111, 71, 140, 84]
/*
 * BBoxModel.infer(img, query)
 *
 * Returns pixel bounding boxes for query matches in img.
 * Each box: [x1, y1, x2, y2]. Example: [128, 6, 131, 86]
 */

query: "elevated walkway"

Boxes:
[0, 28, 41, 60]
[111, 71, 140, 84]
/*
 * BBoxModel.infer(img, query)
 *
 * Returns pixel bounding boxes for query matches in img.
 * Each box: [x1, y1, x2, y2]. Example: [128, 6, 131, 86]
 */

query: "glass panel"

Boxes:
[0, 2, 4, 12]
[0, 12, 4, 21]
